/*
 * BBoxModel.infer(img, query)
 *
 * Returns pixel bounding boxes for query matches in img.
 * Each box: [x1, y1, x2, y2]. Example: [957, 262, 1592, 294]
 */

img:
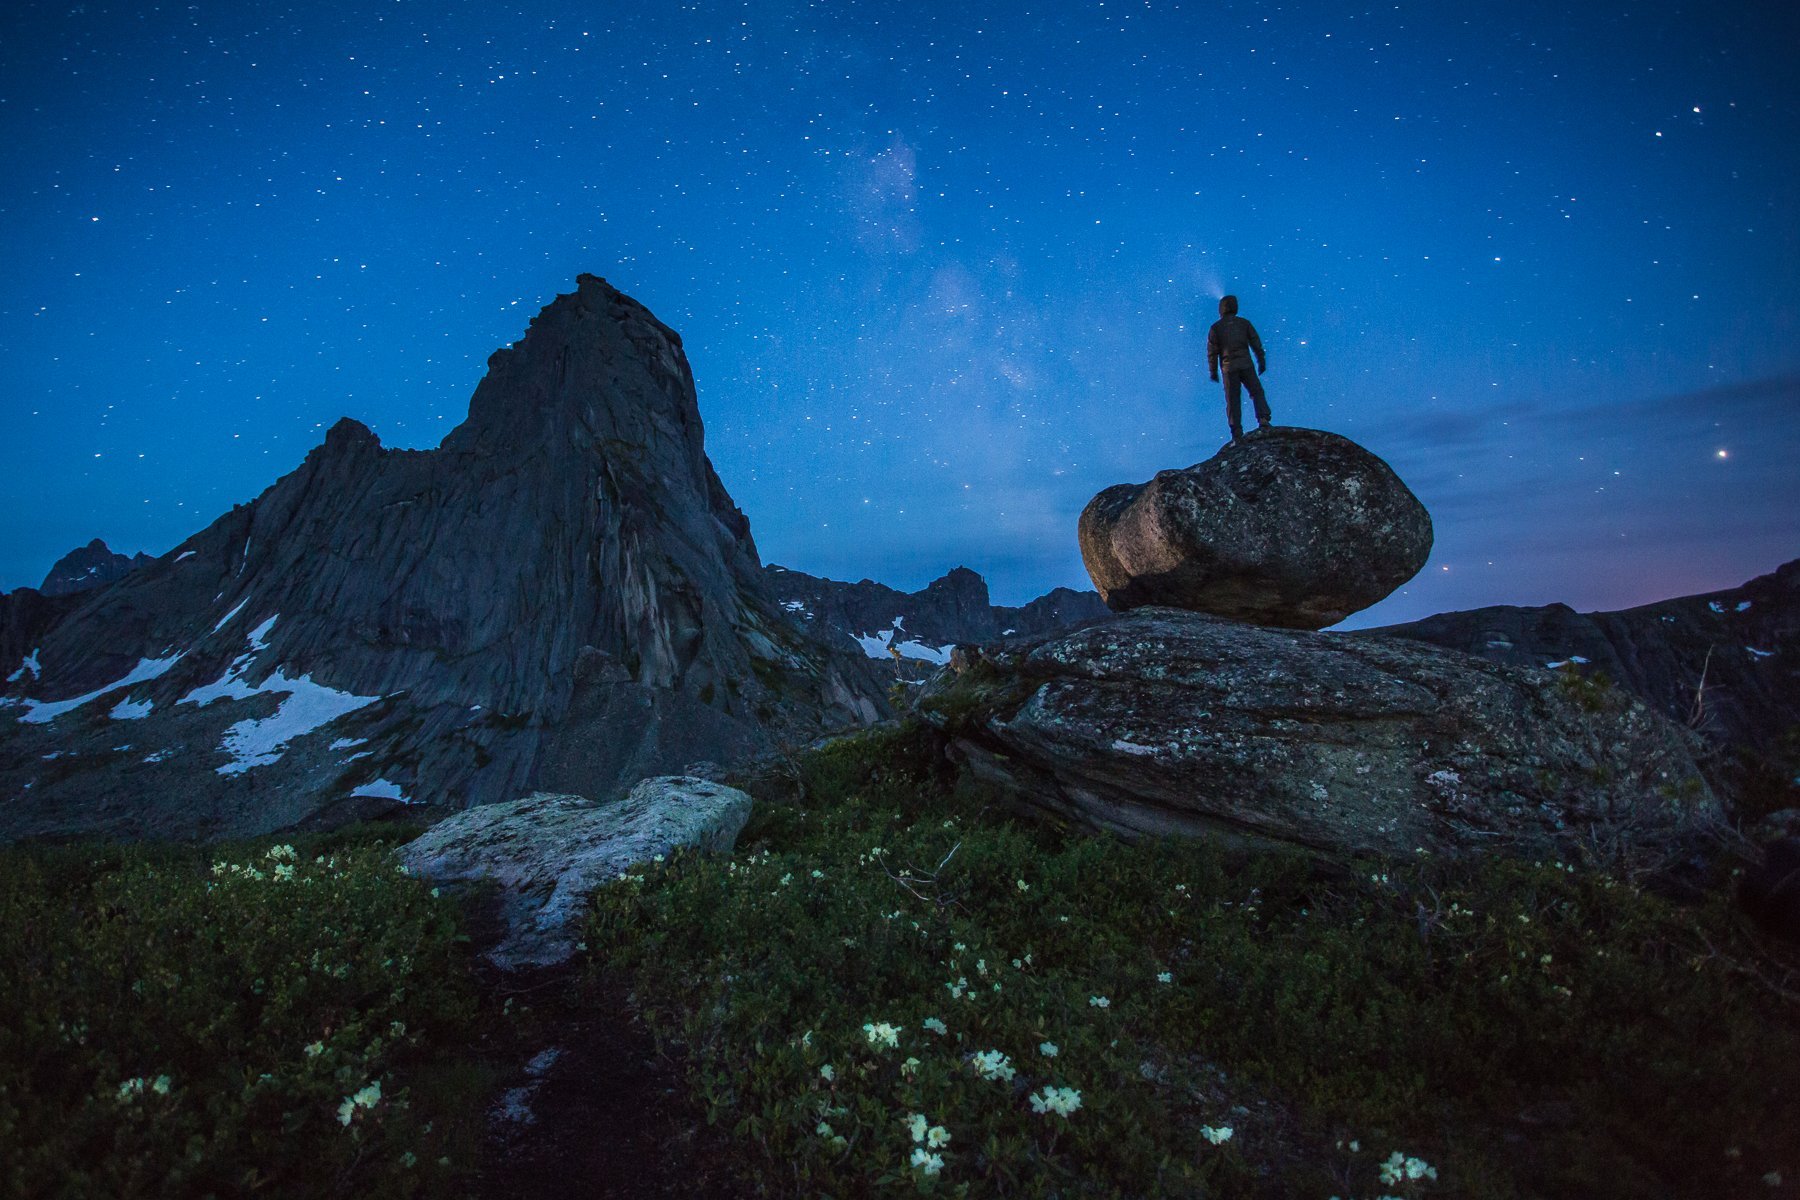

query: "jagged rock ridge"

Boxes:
[0, 275, 887, 842]
[765, 564, 1112, 667]
[39, 539, 154, 597]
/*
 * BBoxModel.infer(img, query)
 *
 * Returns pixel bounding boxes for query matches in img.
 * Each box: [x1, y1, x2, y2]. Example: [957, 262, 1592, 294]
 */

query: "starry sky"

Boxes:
[4, 0, 1797, 628]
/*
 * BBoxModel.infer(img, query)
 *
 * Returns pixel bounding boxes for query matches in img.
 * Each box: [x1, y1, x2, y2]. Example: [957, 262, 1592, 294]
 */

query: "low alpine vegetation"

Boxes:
[588, 724, 1800, 1198]
[0, 827, 480, 1198]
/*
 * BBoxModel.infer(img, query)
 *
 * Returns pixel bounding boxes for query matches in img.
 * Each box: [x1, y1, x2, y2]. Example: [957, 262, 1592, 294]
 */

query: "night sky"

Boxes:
[4, 0, 1797, 628]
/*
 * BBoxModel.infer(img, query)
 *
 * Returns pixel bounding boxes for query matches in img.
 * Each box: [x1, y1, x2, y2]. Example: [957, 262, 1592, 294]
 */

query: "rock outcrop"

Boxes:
[0, 275, 887, 843]
[398, 776, 752, 968]
[918, 608, 1718, 869]
[1371, 558, 1800, 773]
[39, 539, 153, 597]
[766, 564, 1112, 668]
[1078, 428, 1432, 628]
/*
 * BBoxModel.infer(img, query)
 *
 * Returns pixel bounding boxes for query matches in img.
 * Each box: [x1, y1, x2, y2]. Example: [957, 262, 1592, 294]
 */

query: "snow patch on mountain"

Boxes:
[7, 649, 41, 683]
[17, 653, 184, 725]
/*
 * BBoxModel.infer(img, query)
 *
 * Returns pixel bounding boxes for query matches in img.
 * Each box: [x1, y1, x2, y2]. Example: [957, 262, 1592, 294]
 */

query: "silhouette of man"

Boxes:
[1207, 295, 1271, 441]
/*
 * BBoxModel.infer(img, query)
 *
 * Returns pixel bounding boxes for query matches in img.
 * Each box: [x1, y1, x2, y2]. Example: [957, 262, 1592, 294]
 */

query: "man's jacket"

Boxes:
[1207, 315, 1266, 375]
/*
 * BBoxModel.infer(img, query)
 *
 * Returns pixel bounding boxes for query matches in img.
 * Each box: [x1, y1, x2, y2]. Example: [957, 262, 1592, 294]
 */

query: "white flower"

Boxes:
[151, 1075, 171, 1095]
[910, 1148, 944, 1176]
[1029, 1086, 1082, 1117]
[1089, 995, 1111, 1008]
[272, 863, 295, 882]
[811, 869, 825, 879]
[1156, 971, 1173, 984]
[352, 1080, 381, 1109]
[901, 1056, 921, 1078]
[927, 1125, 951, 1148]
[337, 1098, 356, 1126]
[819, 1064, 835, 1082]
[304, 1040, 324, 1057]
[1039, 1041, 1059, 1057]
[908, 1112, 929, 1142]
[1016, 879, 1029, 891]
[1379, 1152, 1437, 1185]
[922, 1017, 948, 1036]
[863, 1021, 901, 1049]
[1201, 1125, 1234, 1145]
[115, 1078, 145, 1102]
[969, 1050, 1015, 1082]
[779, 873, 793, 886]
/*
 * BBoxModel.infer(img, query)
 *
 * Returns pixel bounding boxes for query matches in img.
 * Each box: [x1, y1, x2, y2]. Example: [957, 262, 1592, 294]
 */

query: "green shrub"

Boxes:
[589, 726, 1800, 1198]
[0, 834, 479, 1198]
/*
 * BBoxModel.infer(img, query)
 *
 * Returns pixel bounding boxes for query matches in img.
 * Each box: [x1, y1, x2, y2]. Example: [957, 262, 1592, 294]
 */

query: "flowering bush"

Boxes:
[0, 829, 478, 1198]
[586, 724, 1800, 1199]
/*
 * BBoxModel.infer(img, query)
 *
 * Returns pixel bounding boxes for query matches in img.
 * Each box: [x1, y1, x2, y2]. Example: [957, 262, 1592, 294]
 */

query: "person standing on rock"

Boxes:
[1207, 295, 1271, 442]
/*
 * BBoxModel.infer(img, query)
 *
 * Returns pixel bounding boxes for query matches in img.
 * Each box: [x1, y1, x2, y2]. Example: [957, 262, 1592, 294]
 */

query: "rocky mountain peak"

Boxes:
[0, 276, 887, 842]
[445, 274, 700, 462]
[38, 538, 153, 597]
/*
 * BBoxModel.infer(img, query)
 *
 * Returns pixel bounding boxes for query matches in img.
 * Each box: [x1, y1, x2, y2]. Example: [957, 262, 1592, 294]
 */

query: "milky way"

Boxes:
[3, 1, 1796, 625]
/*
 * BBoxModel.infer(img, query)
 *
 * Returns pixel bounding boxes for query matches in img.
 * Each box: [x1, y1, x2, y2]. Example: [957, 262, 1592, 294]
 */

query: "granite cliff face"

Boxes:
[0, 275, 887, 842]
[39, 539, 154, 597]
[766, 564, 1112, 668]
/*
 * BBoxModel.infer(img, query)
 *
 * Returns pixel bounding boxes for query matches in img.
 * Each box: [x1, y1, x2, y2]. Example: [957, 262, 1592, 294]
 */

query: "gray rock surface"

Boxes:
[0, 275, 886, 842]
[398, 775, 752, 968]
[1078, 428, 1432, 628]
[1371, 557, 1800, 770]
[39, 539, 153, 597]
[918, 607, 1719, 869]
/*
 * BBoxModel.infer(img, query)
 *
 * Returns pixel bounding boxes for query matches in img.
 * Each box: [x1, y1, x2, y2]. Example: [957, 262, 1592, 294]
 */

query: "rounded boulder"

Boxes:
[1078, 427, 1432, 628]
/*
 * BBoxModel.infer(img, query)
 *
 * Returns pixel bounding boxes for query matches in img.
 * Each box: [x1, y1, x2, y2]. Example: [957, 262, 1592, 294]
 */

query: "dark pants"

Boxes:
[1222, 365, 1270, 434]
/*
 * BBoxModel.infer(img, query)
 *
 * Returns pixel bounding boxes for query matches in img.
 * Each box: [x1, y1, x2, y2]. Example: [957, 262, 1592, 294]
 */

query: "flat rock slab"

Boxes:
[1078, 427, 1431, 628]
[920, 608, 1718, 869]
[398, 776, 752, 969]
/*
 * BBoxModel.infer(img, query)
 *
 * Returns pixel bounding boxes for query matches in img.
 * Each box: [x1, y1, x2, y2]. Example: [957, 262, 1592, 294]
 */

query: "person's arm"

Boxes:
[1206, 326, 1221, 380]
[1247, 322, 1266, 373]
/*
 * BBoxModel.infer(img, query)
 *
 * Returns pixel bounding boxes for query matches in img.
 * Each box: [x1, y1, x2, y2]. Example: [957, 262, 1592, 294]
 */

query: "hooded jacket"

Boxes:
[1207, 314, 1265, 375]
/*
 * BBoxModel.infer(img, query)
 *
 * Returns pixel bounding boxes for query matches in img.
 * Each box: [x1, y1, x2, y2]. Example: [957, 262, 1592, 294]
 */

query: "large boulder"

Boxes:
[918, 609, 1720, 869]
[397, 775, 752, 969]
[1078, 427, 1432, 628]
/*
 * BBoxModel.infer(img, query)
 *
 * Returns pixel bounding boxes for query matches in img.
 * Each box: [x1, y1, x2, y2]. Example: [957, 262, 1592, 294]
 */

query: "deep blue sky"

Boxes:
[4, 0, 1797, 627]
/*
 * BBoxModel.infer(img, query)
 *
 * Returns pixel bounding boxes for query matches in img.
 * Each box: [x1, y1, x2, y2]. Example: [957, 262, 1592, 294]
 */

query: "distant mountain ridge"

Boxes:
[39, 538, 152, 597]
[1371, 558, 1799, 797]
[765, 564, 1112, 667]
[0, 275, 887, 843]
